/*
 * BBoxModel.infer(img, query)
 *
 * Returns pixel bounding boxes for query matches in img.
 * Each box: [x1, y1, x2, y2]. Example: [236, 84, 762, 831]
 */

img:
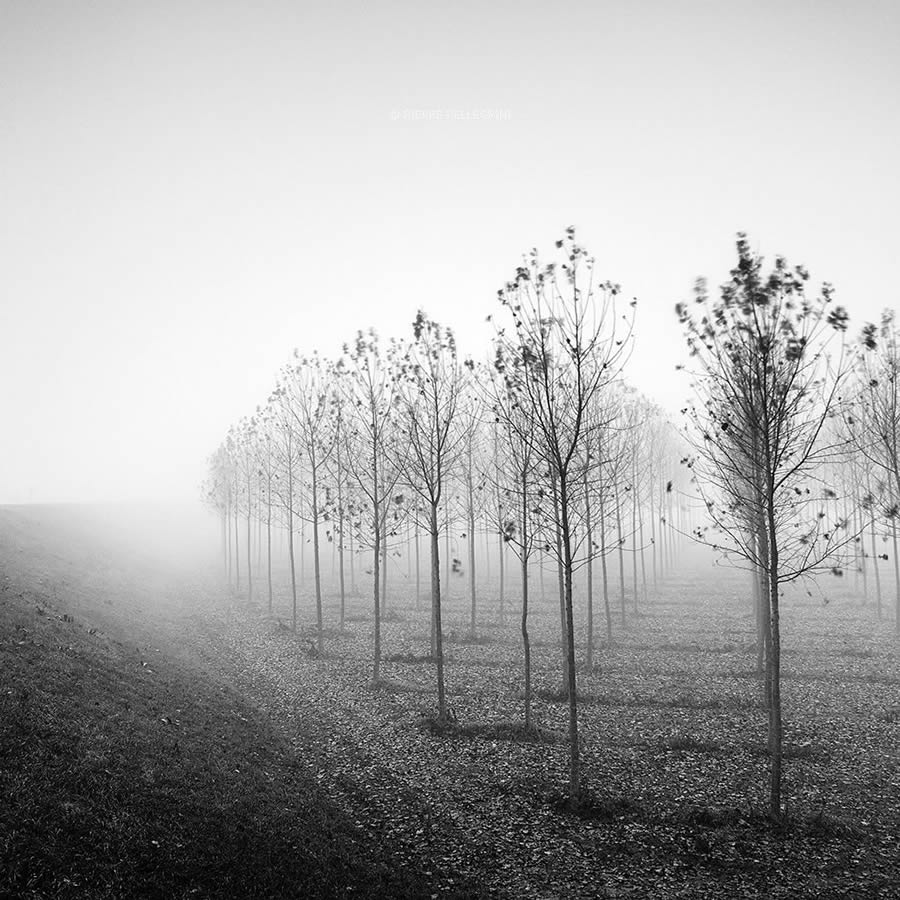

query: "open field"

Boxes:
[1, 505, 898, 898]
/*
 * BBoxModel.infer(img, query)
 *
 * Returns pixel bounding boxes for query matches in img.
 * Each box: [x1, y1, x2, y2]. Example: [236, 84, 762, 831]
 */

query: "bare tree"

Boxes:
[284, 353, 337, 655]
[457, 373, 491, 638]
[677, 233, 851, 821]
[490, 346, 541, 728]
[253, 408, 277, 615]
[233, 417, 258, 604]
[339, 329, 403, 683]
[202, 444, 233, 581]
[495, 228, 634, 803]
[269, 373, 304, 632]
[853, 311, 900, 634]
[394, 311, 467, 722]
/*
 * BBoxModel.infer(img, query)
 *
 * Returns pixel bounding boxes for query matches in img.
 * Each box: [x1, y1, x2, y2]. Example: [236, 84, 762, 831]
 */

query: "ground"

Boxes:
[1, 505, 898, 899]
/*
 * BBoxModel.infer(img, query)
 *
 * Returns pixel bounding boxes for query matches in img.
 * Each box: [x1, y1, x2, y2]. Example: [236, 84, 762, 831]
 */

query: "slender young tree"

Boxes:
[394, 312, 467, 722]
[234, 417, 258, 604]
[490, 347, 541, 728]
[325, 362, 351, 632]
[202, 444, 233, 581]
[270, 376, 304, 632]
[286, 352, 337, 656]
[457, 374, 490, 637]
[340, 329, 404, 683]
[254, 409, 277, 615]
[677, 233, 851, 821]
[853, 311, 900, 634]
[495, 228, 634, 803]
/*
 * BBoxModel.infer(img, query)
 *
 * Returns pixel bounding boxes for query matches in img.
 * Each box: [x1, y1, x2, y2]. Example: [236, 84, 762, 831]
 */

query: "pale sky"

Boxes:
[2, 0, 899, 503]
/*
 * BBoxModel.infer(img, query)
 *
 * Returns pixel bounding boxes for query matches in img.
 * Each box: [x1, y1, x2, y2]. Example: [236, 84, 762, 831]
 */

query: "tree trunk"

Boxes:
[299, 482, 305, 586]
[766, 497, 783, 822]
[468, 464, 477, 638]
[656, 482, 669, 578]
[599, 488, 612, 647]
[415, 515, 421, 610]
[287, 447, 298, 633]
[616, 484, 626, 627]
[521, 471, 531, 730]
[638, 481, 648, 607]
[234, 491, 240, 595]
[892, 517, 900, 635]
[226, 501, 232, 587]
[753, 558, 763, 677]
[349, 521, 356, 595]
[336, 431, 345, 631]
[552, 472, 568, 695]
[338, 505, 346, 633]
[872, 512, 882, 620]
[483, 515, 490, 582]
[381, 536, 388, 616]
[221, 509, 227, 578]
[431, 501, 447, 720]
[373, 504, 381, 684]
[498, 505, 506, 626]
[649, 463, 657, 589]
[257, 507, 262, 572]
[246, 478, 252, 604]
[584, 467, 594, 670]
[444, 507, 451, 601]
[312, 460, 324, 655]
[559, 474, 580, 803]
[372, 428, 382, 683]
[539, 548, 546, 602]
[267, 482, 273, 615]
[866, 469, 882, 619]
[631, 455, 639, 615]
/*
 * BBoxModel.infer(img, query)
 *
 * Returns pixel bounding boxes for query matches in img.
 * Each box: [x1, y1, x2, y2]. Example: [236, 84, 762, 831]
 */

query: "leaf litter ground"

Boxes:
[1, 506, 898, 898]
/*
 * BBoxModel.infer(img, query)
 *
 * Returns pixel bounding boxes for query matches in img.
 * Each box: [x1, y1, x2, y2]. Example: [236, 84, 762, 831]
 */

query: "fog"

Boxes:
[4, 6, 899, 896]
[3, 2, 900, 505]
[0, 501, 219, 577]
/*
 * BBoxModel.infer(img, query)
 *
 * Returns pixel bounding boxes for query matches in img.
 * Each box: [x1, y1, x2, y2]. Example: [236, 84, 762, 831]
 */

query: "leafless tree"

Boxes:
[394, 311, 467, 722]
[494, 228, 634, 803]
[677, 233, 851, 821]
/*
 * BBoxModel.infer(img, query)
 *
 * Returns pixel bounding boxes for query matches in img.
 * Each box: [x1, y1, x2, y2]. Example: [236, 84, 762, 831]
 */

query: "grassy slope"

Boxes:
[0, 507, 478, 899]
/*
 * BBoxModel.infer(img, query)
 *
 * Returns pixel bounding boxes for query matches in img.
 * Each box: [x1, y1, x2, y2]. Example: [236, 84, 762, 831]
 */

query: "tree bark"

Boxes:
[892, 517, 900, 635]
[520, 469, 531, 729]
[312, 456, 324, 655]
[766, 490, 783, 822]
[234, 487, 240, 595]
[559, 475, 580, 803]
[431, 501, 447, 720]
[266, 479, 273, 615]
[552, 471, 568, 695]
[599, 487, 612, 647]
[372, 428, 382, 684]
[468, 461, 477, 638]
[584, 467, 594, 670]
[498, 504, 506, 626]
[287, 444, 298, 633]
[616, 484, 626, 627]
[246, 474, 252, 604]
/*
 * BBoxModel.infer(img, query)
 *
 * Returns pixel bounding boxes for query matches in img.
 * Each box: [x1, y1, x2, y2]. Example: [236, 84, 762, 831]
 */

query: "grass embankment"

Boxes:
[0, 584, 464, 899]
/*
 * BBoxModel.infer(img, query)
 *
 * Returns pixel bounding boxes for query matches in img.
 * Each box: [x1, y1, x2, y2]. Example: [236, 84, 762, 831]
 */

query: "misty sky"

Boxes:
[2, 1, 899, 504]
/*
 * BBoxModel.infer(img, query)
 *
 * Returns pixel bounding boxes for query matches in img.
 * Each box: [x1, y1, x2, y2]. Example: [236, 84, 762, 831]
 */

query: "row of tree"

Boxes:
[204, 230, 898, 821]
[205, 231, 697, 803]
